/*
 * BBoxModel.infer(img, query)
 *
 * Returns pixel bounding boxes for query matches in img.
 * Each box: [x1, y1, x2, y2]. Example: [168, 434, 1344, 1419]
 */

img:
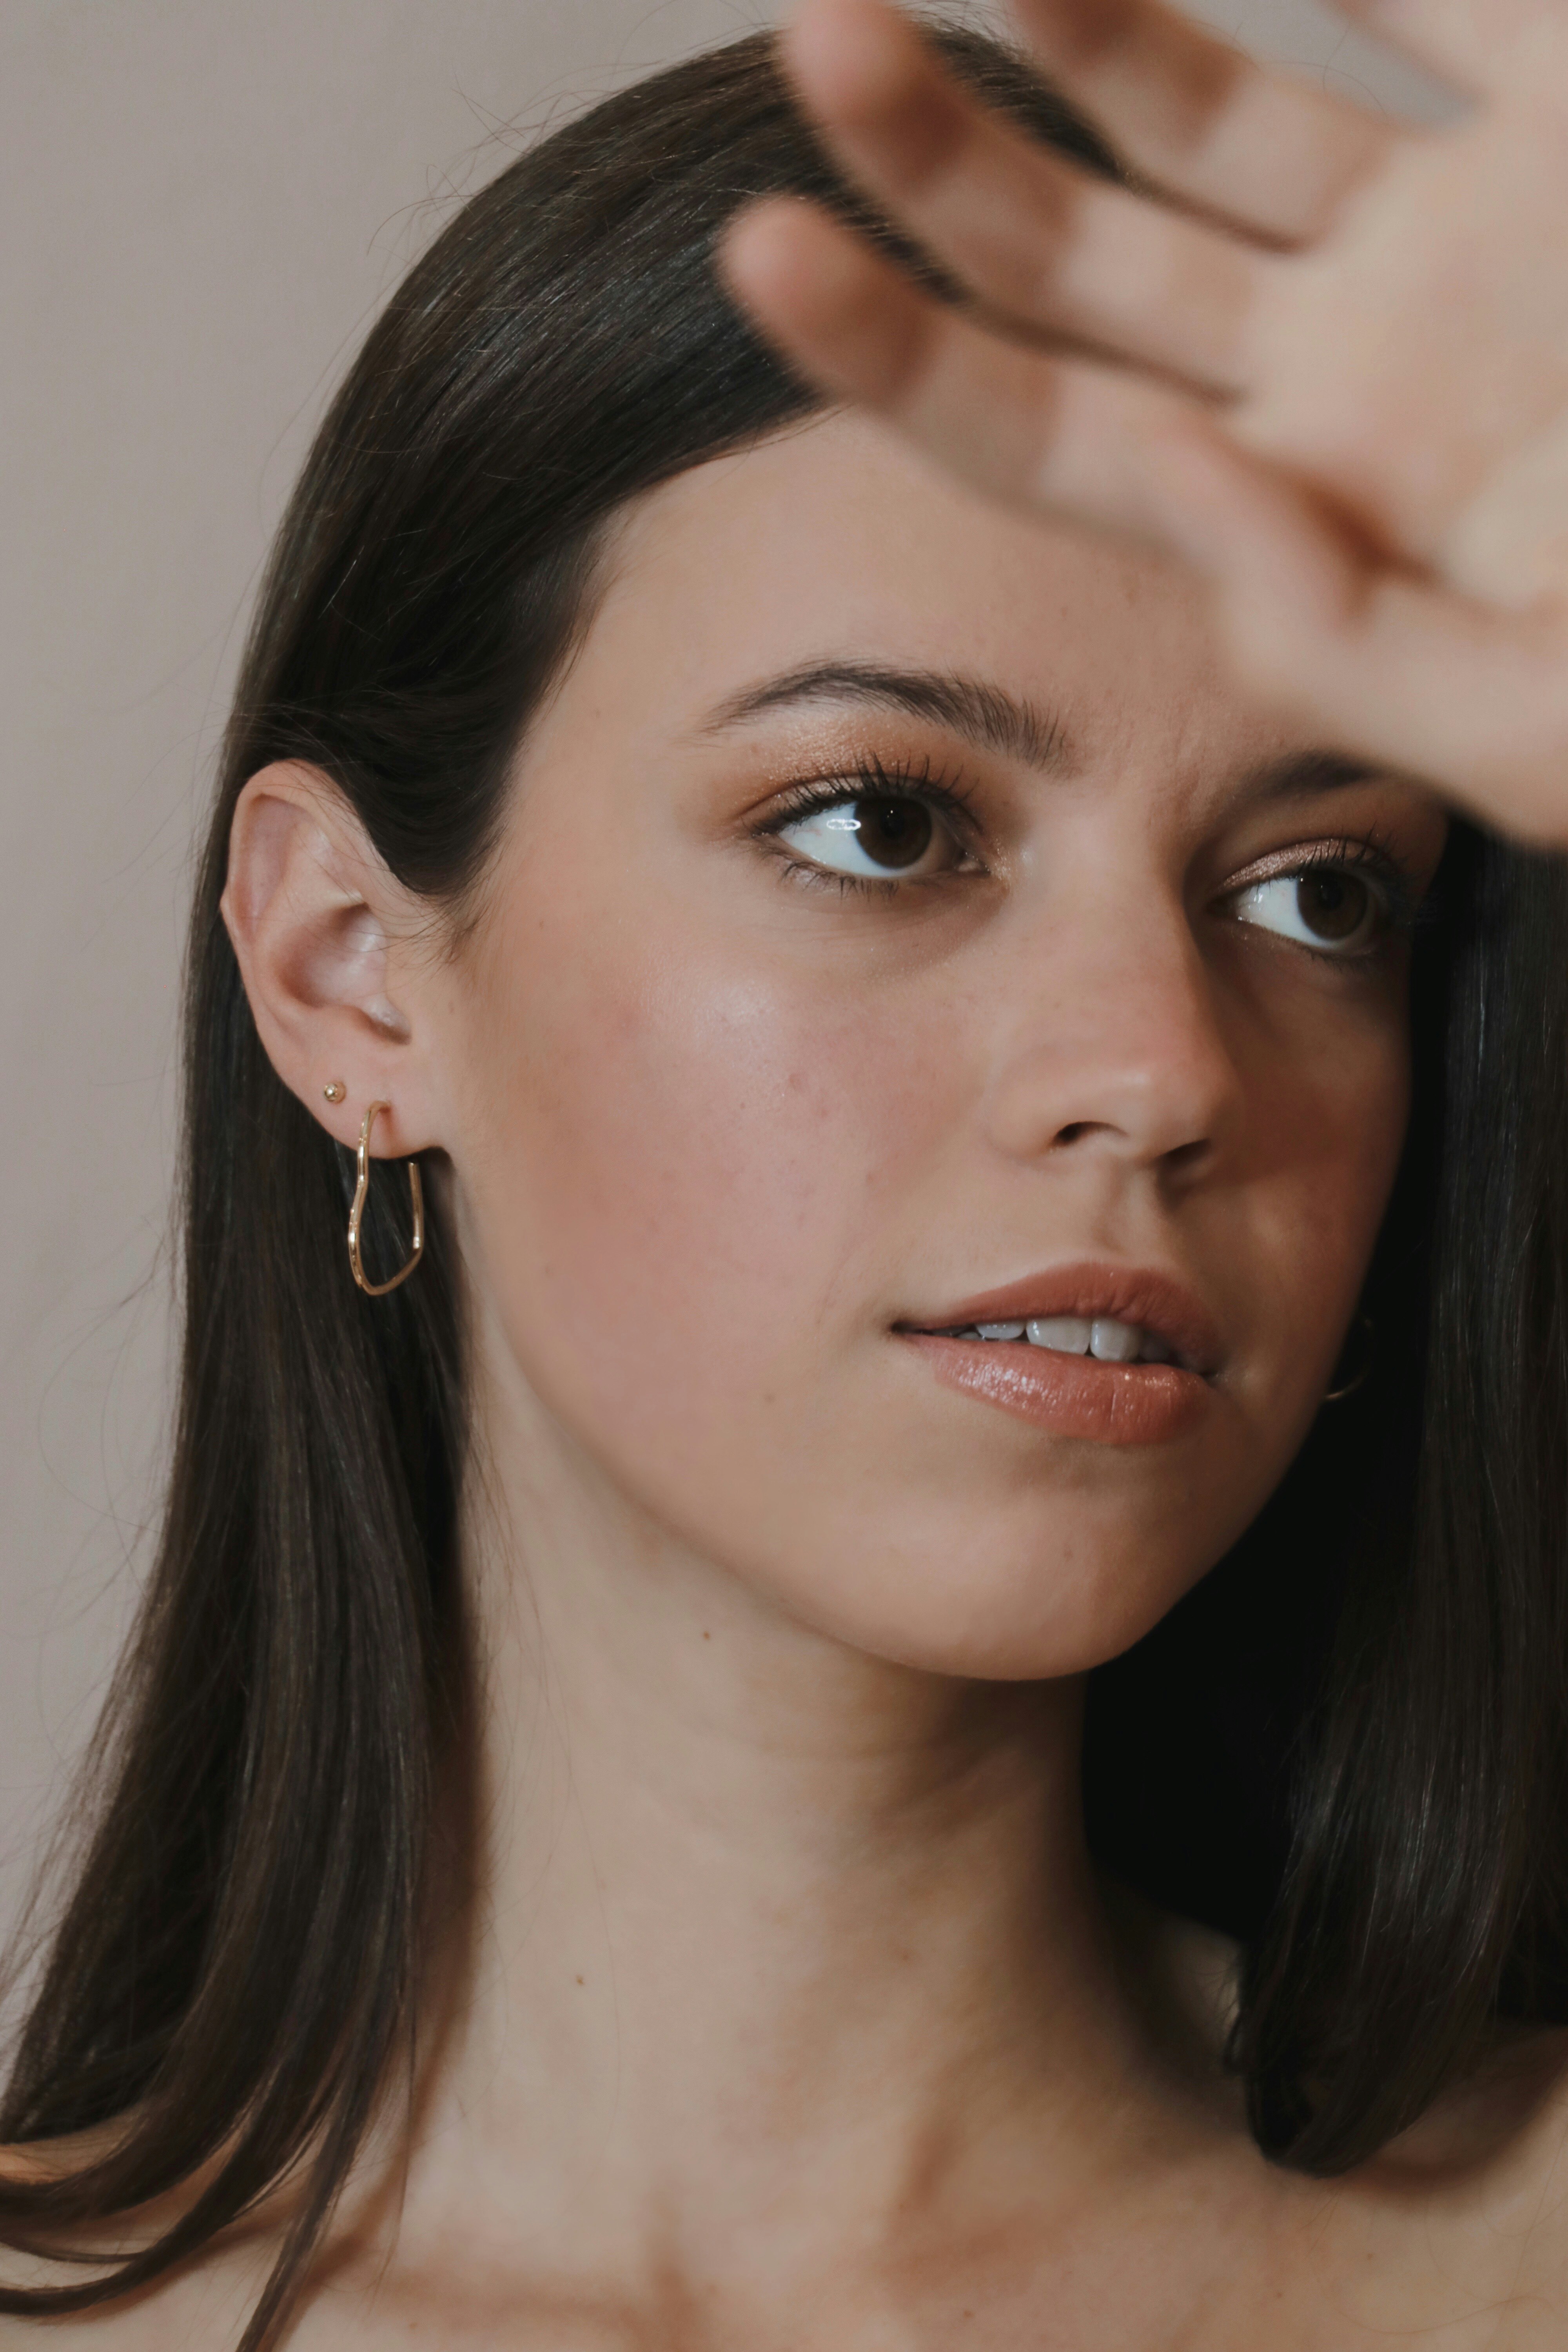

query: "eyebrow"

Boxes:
[700, 664, 1392, 804]
[698, 660, 1075, 774]
[1247, 750, 1392, 802]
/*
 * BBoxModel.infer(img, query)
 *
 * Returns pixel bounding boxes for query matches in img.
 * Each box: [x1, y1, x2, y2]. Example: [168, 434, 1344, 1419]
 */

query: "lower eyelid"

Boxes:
[773, 849, 957, 897]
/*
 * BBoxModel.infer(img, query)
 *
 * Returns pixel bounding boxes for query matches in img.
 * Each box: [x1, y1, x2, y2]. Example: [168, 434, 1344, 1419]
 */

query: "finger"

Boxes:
[781, 0, 1261, 396]
[720, 196, 1568, 847]
[1141, 422, 1568, 843]
[1000, 0, 1402, 240]
[720, 197, 1223, 541]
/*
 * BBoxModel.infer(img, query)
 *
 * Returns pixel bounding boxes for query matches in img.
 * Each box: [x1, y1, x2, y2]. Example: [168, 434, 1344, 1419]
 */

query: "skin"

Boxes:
[721, 0, 1568, 846]
[13, 4, 1568, 2339]
[17, 409, 1568, 2348]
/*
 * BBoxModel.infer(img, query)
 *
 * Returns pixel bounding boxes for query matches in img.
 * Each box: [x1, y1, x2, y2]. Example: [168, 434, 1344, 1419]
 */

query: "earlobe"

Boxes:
[220, 762, 434, 1154]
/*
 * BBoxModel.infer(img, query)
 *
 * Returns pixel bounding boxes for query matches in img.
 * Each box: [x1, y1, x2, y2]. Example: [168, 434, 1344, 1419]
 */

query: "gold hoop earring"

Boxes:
[1324, 1312, 1375, 1404]
[348, 1100, 424, 1296]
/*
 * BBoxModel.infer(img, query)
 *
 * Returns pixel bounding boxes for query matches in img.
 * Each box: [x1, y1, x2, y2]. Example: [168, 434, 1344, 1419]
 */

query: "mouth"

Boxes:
[893, 1261, 1222, 1447]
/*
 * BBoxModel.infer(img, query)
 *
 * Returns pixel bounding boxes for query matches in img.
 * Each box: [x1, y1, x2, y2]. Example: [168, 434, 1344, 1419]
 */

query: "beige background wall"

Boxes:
[0, 0, 1452, 1934]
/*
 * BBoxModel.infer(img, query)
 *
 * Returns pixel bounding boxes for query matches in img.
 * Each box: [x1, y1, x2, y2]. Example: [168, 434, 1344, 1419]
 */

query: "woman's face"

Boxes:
[438, 412, 1446, 1678]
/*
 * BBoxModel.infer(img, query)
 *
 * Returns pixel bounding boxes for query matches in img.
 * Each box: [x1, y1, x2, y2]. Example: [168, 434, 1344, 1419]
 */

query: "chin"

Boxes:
[738, 1505, 1228, 1684]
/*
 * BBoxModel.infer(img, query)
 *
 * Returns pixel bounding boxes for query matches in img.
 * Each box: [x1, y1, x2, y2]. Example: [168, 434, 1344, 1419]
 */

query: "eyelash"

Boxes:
[1241, 831, 1423, 960]
[753, 755, 982, 898]
[751, 769, 1428, 949]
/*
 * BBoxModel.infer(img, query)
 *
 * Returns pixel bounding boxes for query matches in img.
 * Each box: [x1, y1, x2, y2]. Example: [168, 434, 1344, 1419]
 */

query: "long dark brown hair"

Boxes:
[2, 20, 1567, 2348]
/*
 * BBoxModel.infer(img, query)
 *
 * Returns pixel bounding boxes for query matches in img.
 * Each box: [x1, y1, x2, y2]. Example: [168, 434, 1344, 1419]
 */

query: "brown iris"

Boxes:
[1296, 869, 1373, 944]
[847, 798, 935, 871]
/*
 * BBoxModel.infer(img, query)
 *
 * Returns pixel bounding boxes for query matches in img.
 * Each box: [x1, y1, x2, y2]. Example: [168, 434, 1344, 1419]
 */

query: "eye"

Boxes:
[775, 793, 965, 884]
[1230, 865, 1388, 956]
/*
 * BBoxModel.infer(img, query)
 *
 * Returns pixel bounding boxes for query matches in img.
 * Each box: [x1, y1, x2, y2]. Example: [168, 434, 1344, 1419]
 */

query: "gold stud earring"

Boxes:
[347, 1100, 424, 1296]
[323, 1079, 347, 1104]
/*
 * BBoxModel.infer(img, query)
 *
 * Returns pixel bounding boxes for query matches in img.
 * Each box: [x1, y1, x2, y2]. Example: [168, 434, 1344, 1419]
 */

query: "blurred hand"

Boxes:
[721, 0, 1568, 840]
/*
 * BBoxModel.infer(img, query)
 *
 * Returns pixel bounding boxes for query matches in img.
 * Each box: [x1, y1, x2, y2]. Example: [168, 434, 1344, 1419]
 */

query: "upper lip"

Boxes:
[899, 1259, 1224, 1377]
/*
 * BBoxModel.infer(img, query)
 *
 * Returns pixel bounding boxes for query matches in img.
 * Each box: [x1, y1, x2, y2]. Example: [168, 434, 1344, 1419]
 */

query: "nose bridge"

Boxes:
[983, 871, 1240, 1172]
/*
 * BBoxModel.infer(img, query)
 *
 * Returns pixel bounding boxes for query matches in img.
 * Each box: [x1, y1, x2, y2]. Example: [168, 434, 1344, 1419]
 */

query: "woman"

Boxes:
[3, 5, 1568, 2345]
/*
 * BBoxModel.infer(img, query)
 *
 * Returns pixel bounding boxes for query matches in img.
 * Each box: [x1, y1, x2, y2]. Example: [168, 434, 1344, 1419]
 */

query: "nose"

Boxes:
[981, 895, 1243, 1183]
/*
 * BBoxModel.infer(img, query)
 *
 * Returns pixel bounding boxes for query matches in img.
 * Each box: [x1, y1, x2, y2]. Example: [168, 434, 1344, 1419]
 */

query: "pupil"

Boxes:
[854, 798, 933, 871]
[1298, 871, 1368, 942]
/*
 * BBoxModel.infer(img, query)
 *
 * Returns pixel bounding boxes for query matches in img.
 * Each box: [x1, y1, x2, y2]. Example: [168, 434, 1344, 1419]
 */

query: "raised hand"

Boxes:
[721, 0, 1568, 842]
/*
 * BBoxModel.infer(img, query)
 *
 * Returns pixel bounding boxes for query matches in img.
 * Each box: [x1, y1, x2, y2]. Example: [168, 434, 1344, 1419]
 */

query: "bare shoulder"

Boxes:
[1106, 1889, 1568, 2347]
[1367, 2020, 1568, 2212]
[1276, 2025, 1568, 2349]
[0, 2128, 268, 2352]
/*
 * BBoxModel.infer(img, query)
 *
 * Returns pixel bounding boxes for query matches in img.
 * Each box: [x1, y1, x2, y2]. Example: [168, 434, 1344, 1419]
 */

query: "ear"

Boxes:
[220, 762, 442, 1158]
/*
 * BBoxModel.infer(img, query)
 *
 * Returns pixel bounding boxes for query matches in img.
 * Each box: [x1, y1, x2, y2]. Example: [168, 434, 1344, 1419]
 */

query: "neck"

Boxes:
[399, 1312, 1174, 2288]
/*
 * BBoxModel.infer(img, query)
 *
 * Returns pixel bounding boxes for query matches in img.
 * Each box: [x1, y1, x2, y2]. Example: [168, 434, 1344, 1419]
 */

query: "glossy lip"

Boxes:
[894, 1259, 1223, 1448]
[897, 1260, 1224, 1377]
[902, 1334, 1211, 1445]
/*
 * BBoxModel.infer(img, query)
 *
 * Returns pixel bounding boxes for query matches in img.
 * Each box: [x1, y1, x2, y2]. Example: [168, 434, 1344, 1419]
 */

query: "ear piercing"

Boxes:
[347, 1101, 425, 1295]
[321, 1083, 425, 1294]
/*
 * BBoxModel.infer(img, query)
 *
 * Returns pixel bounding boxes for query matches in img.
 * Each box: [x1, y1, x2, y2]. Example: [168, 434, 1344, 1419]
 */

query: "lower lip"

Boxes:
[902, 1333, 1212, 1445]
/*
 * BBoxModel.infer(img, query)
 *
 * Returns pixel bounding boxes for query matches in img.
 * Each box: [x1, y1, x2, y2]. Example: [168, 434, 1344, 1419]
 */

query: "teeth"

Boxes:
[1090, 1317, 1142, 1363]
[1019, 1315, 1170, 1365]
[940, 1316, 1178, 1366]
[1027, 1316, 1092, 1354]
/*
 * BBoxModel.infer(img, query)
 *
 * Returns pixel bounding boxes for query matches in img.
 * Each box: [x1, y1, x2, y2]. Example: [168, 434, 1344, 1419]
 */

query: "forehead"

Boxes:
[578, 409, 1303, 780]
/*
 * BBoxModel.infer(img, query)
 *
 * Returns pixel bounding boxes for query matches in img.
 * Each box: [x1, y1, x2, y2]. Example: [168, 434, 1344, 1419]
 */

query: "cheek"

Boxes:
[445, 857, 1421, 1678]
[457, 889, 952, 1482]
[1228, 990, 1412, 1421]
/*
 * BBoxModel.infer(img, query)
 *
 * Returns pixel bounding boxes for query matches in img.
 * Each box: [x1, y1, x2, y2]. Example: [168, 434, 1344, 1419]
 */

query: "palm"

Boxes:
[1241, 101, 1568, 593]
[722, 0, 1568, 840]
